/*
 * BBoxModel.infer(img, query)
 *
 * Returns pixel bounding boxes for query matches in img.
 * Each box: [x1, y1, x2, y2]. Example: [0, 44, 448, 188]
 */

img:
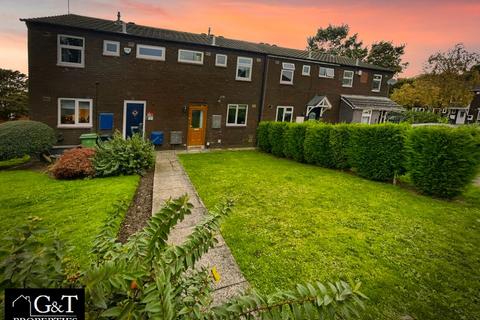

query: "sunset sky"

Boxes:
[1, 0, 479, 77]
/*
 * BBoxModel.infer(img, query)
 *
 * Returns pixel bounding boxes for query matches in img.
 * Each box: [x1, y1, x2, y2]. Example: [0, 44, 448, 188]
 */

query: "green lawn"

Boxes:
[179, 150, 480, 320]
[0, 170, 139, 268]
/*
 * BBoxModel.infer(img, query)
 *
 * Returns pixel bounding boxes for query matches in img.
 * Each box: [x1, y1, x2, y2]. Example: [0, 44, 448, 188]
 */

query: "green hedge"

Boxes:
[330, 124, 352, 170]
[268, 122, 288, 157]
[257, 121, 272, 152]
[349, 123, 408, 181]
[283, 123, 308, 162]
[0, 120, 56, 160]
[304, 124, 335, 167]
[407, 126, 480, 198]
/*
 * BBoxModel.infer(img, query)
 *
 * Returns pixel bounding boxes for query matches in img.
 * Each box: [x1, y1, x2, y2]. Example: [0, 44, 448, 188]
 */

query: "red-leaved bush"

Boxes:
[51, 148, 96, 179]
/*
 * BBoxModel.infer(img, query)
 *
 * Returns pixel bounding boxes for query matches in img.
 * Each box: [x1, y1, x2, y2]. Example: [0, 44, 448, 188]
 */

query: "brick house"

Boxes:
[21, 13, 401, 148]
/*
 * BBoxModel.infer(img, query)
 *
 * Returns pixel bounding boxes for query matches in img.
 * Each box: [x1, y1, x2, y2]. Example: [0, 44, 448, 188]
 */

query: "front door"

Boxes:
[124, 101, 145, 138]
[187, 105, 207, 146]
[456, 110, 466, 124]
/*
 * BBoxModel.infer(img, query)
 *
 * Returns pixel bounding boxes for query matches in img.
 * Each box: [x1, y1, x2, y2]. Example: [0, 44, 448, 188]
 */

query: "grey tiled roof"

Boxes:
[21, 14, 392, 72]
[341, 94, 403, 111]
[306, 95, 327, 106]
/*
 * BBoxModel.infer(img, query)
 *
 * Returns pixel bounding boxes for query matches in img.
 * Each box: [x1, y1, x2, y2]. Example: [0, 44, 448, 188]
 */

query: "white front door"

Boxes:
[456, 110, 466, 124]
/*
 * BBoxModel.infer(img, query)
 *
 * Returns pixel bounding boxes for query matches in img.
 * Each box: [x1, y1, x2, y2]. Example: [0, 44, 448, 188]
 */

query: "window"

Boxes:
[280, 62, 295, 85]
[215, 54, 227, 67]
[372, 74, 382, 92]
[226, 104, 248, 126]
[276, 106, 294, 122]
[319, 66, 335, 78]
[57, 34, 84, 67]
[103, 40, 120, 56]
[178, 49, 204, 64]
[302, 65, 311, 76]
[361, 109, 372, 124]
[236, 57, 253, 81]
[58, 98, 92, 128]
[136, 44, 165, 61]
[342, 70, 354, 87]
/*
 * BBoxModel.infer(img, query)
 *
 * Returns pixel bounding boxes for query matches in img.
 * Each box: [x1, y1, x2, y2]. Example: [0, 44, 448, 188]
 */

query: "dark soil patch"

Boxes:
[117, 169, 154, 243]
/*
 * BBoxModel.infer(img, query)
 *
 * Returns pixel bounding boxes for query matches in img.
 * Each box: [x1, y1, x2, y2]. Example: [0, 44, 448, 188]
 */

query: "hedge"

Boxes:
[330, 124, 352, 170]
[303, 124, 334, 167]
[283, 123, 308, 162]
[407, 126, 480, 198]
[349, 123, 408, 181]
[268, 122, 288, 157]
[0, 120, 56, 160]
[257, 121, 272, 152]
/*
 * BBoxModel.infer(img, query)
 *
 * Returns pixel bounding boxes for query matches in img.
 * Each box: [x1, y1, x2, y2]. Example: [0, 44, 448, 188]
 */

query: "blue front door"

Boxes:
[125, 102, 145, 138]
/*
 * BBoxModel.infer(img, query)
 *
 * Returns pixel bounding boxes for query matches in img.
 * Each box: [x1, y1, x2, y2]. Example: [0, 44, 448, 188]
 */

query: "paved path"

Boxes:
[152, 151, 249, 304]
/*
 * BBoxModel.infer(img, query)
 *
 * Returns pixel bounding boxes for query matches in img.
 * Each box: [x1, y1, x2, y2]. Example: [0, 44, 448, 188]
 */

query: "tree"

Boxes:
[390, 76, 441, 108]
[425, 43, 480, 75]
[307, 24, 368, 60]
[366, 41, 409, 74]
[0, 69, 28, 120]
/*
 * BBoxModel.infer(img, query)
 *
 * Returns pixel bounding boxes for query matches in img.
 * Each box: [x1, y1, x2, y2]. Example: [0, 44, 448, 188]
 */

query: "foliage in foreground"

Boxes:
[0, 68, 28, 120]
[93, 132, 155, 177]
[51, 147, 96, 179]
[0, 196, 367, 319]
[0, 155, 30, 169]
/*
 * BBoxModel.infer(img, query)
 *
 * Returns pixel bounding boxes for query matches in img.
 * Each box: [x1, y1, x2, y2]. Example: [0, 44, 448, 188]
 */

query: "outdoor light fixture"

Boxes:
[183, 105, 187, 113]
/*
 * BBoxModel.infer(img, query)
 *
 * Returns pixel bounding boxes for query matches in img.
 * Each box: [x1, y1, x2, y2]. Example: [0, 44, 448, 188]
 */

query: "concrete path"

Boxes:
[152, 151, 249, 304]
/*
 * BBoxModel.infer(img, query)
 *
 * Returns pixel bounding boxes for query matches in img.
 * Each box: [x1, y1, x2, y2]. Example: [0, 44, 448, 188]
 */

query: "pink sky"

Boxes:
[1, 0, 479, 77]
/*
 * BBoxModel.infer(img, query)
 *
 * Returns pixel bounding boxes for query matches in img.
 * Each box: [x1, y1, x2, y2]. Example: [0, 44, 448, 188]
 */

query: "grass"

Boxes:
[0, 155, 30, 168]
[179, 150, 480, 320]
[0, 170, 139, 269]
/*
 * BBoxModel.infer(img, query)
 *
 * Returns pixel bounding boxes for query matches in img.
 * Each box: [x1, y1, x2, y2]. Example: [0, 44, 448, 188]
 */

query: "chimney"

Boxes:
[117, 11, 121, 22]
[208, 27, 211, 36]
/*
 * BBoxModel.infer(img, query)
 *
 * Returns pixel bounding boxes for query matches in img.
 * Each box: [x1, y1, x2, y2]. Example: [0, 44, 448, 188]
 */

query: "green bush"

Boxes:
[0, 120, 56, 160]
[283, 123, 308, 162]
[304, 123, 335, 167]
[93, 132, 155, 177]
[401, 111, 447, 124]
[407, 126, 480, 198]
[257, 121, 272, 152]
[330, 124, 352, 170]
[349, 123, 408, 181]
[268, 122, 288, 157]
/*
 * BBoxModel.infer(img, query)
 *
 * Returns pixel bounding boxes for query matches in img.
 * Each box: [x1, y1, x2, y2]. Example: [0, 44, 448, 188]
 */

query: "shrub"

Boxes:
[407, 126, 480, 198]
[50, 147, 95, 179]
[283, 122, 308, 162]
[401, 110, 447, 124]
[330, 124, 352, 170]
[304, 123, 335, 167]
[268, 122, 288, 157]
[349, 123, 408, 181]
[0, 120, 56, 160]
[93, 132, 155, 177]
[257, 121, 272, 152]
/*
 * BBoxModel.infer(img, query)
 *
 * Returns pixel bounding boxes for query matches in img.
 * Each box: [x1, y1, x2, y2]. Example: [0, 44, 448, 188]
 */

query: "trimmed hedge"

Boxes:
[268, 122, 288, 157]
[257, 121, 272, 152]
[330, 124, 352, 170]
[407, 126, 480, 198]
[304, 124, 334, 167]
[349, 123, 408, 181]
[0, 120, 56, 160]
[283, 123, 308, 162]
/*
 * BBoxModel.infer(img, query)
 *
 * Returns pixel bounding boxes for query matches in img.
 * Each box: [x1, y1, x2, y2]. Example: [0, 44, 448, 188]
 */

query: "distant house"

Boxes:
[467, 86, 480, 123]
[21, 13, 399, 148]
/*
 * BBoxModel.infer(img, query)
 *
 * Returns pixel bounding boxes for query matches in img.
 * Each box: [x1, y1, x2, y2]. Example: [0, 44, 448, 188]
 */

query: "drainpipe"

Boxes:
[258, 55, 270, 124]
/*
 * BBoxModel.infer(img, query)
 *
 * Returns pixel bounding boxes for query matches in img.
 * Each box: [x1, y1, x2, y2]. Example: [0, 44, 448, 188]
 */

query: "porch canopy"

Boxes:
[341, 94, 404, 112]
[306, 95, 332, 119]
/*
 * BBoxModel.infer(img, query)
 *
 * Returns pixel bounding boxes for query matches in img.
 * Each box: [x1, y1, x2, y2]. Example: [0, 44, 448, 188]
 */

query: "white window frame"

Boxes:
[276, 106, 294, 122]
[57, 98, 93, 128]
[372, 74, 382, 92]
[57, 34, 85, 68]
[280, 62, 295, 85]
[136, 44, 166, 61]
[177, 49, 204, 65]
[235, 57, 253, 81]
[319, 66, 335, 78]
[103, 40, 120, 56]
[226, 104, 248, 126]
[342, 70, 354, 87]
[477, 110, 480, 122]
[302, 65, 311, 76]
[361, 109, 372, 124]
[215, 54, 228, 67]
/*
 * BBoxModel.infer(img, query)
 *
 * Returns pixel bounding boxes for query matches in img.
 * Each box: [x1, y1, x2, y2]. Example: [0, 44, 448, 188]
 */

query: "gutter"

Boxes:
[258, 55, 270, 123]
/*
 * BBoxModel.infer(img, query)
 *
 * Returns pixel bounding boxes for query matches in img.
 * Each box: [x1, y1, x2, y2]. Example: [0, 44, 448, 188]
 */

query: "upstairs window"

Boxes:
[280, 62, 295, 85]
[302, 65, 311, 76]
[215, 54, 227, 67]
[58, 98, 92, 128]
[372, 74, 382, 92]
[276, 106, 294, 122]
[319, 66, 335, 78]
[136, 44, 165, 61]
[178, 49, 204, 64]
[103, 40, 120, 56]
[226, 104, 248, 126]
[342, 70, 354, 87]
[236, 57, 253, 81]
[57, 34, 84, 67]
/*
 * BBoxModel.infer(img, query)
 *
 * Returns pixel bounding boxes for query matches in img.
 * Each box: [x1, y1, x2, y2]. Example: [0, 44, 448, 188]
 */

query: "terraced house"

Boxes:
[22, 13, 402, 148]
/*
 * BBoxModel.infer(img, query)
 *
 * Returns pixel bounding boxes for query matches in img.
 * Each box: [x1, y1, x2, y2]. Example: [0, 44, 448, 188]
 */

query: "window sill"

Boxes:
[103, 52, 120, 57]
[215, 64, 227, 68]
[319, 76, 334, 79]
[371, 89, 381, 93]
[57, 125, 93, 129]
[342, 85, 353, 88]
[57, 62, 84, 68]
[280, 82, 294, 85]
[235, 78, 252, 82]
[136, 56, 165, 61]
[178, 60, 204, 65]
[226, 124, 247, 127]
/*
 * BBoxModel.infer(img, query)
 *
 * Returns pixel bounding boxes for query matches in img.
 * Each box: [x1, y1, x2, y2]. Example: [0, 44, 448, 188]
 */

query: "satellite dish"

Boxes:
[387, 78, 398, 86]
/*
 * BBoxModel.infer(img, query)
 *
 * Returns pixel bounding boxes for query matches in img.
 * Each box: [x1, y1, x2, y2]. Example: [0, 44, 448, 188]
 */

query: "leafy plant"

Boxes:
[303, 123, 334, 168]
[50, 147, 96, 179]
[283, 123, 308, 162]
[268, 122, 288, 157]
[329, 124, 352, 170]
[93, 132, 155, 177]
[257, 121, 272, 153]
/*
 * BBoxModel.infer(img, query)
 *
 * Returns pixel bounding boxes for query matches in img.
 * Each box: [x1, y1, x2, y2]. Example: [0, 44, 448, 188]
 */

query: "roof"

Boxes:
[341, 94, 403, 111]
[21, 14, 392, 72]
[472, 86, 480, 93]
[307, 95, 327, 106]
